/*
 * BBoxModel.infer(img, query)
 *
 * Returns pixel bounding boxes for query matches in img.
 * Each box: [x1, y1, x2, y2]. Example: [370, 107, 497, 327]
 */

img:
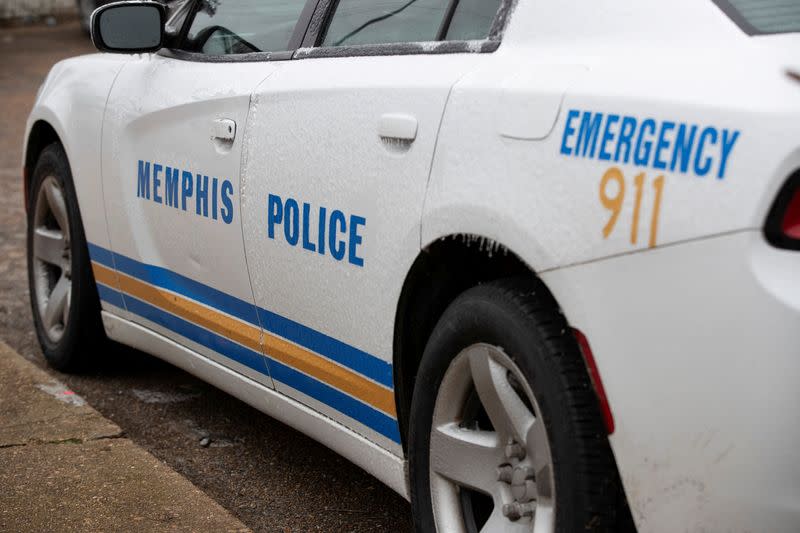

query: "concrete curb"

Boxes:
[0, 340, 251, 532]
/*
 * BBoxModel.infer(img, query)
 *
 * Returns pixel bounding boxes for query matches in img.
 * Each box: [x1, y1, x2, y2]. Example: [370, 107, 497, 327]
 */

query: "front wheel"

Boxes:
[409, 278, 624, 532]
[27, 142, 105, 371]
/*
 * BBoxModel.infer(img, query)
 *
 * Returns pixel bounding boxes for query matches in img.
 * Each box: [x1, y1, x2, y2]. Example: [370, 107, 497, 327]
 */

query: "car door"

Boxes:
[100, 0, 311, 387]
[239, 0, 504, 451]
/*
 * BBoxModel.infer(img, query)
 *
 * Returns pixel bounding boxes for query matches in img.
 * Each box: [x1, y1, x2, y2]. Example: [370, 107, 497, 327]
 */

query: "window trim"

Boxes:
[157, 0, 516, 63]
[296, 0, 516, 60]
[712, 0, 800, 36]
[157, 0, 320, 62]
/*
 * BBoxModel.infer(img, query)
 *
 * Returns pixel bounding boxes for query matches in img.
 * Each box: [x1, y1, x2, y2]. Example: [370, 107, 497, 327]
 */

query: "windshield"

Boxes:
[716, 0, 800, 34]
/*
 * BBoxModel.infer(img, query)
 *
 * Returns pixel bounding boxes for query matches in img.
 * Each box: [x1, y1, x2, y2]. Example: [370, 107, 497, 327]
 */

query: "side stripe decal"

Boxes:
[88, 244, 400, 443]
[87, 243, 393, 388]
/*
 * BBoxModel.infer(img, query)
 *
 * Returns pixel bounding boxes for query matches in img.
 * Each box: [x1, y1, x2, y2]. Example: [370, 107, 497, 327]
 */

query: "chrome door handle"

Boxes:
[211, 118, 236, 142]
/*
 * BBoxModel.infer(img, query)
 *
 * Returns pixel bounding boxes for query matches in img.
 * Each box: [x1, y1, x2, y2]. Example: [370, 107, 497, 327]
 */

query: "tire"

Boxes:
[27, 142, 105, 372]
[409, 278, 623, 532]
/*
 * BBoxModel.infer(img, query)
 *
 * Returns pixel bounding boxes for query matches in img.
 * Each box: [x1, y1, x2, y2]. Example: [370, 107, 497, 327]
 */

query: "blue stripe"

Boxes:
[87, 243, 115, 269]
[115, 292, 400, 443]
[96, 283, 125, 309]
[88, 243, 394, 388]
[91, 244, 260, 327]
[259, 309, 393, 388]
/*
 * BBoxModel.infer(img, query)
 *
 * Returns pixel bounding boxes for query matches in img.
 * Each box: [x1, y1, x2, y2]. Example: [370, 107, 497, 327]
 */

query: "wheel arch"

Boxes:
[24, 119, 64, 211]
[392, 234, 536, 453]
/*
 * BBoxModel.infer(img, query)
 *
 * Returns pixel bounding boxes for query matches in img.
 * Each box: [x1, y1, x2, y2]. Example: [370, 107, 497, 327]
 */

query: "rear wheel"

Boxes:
[27, 142, 105, 371]
[409, 278, 622, 532]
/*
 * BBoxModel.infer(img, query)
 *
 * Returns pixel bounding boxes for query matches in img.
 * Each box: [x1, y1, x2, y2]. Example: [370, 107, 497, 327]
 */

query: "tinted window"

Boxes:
[445, 0, 500, 40]
[321, 0, 450, 47]
[183, 0, 305, 55]
[717, 0, 800, 34]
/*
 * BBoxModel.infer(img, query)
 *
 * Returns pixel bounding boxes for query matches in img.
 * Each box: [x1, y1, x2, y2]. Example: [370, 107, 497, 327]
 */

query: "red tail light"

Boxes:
[765, 170, 800, 249]
[573, 328, 615, 435]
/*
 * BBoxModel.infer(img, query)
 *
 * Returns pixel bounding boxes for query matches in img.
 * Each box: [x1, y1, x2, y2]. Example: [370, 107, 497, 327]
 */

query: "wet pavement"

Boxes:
[0, 21, 412, 533]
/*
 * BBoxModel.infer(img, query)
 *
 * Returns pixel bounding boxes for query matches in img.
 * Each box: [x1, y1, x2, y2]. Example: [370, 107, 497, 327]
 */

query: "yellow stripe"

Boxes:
[93, 262, 261, 351]
[92, 262, 396, 417]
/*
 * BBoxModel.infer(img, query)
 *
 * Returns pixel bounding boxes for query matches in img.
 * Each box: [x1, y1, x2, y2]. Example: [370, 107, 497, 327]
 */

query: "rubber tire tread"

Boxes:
[409, 277, 621, 532]
[27, 142, 106, 372]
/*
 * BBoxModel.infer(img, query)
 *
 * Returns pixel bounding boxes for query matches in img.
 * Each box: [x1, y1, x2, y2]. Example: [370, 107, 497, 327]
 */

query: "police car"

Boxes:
[22, 0, 800, 531]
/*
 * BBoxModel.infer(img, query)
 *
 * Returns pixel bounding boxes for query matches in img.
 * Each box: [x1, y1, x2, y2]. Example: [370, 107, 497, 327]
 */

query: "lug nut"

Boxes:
[505, 441, 526, 460]
[503, 502, 535, 521]
[497, 464, 513, 484]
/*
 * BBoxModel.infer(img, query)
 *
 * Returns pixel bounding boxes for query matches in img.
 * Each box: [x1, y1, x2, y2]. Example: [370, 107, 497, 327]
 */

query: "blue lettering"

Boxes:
[329, 210, 346, 261]
[653, 121, 675, 171]
[560, 109, 580, 156]
[267, 194, 283, 238]
[164, 167, 179, 208]
[317, 206, 327, 255]
[670, 124, 698, 174]
[634, 119, 656, 166]
[718, 129, 740, 179]
[196, 175, 209, 217]
[598, 114, 619, 162]
[302, 202, 316, 252]
[614, 116, 637, 164]
[153, 163, 163, 204]
[137, 160, 150, 200]
[284, 198, 299, 246]
[694, 127, 718, 177]
[348, 215, 366, 267]
[181, 171, 193, 211]
[220, 180, 233, 224]
[576, 112, 604, 158]
[211, 177, 218, 220]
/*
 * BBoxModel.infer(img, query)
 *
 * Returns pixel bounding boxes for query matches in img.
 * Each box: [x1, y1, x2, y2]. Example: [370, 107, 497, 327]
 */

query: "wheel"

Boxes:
[77, 0, 96, 34]
[409, 278, 622, 532]
[27, 142, 105, 371]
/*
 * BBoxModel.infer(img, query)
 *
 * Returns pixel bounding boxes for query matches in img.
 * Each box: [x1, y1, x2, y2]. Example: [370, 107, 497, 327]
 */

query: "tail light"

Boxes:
[765, 170, 800, 250]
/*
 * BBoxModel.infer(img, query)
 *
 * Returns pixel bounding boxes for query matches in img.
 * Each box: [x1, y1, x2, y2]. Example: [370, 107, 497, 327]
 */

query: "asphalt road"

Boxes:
[0, 21, 413, 533]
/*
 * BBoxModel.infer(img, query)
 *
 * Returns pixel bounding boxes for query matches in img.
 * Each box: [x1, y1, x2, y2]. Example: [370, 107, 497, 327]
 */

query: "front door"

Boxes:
[240, 0, 502, 451]
[99, 0, 309, 386]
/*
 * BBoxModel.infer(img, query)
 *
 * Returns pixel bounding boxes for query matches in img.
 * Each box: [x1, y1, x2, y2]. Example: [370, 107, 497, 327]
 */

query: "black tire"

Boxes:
[409, 277, 624, 532]
[27, 142, 105, 372]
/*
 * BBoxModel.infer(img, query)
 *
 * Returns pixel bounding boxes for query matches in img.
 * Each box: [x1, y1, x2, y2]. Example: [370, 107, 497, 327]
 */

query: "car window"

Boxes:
[716, 0, 800, 34]
[321, 0, 450, 47]
[182, 0, 306, 55]
[444, 0, 500, 41]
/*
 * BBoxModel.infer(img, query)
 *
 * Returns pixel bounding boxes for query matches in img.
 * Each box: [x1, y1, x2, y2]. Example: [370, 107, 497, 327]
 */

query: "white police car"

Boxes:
[22, 1, 800, 531]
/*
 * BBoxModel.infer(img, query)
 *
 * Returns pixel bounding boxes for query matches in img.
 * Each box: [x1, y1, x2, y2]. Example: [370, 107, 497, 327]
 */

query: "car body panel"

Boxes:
[22, 0, 800, 530]
[99, 54, 278, 387]
[240, 52, 492, 452]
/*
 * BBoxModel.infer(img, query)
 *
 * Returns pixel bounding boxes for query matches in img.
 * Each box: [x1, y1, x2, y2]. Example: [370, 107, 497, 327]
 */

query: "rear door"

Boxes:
[99, 0, 311, 387]
[239, 0, 504, 451]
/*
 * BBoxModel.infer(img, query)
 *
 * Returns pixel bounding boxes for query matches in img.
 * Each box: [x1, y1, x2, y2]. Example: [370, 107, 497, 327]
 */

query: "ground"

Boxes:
[0, 21, 412, 533]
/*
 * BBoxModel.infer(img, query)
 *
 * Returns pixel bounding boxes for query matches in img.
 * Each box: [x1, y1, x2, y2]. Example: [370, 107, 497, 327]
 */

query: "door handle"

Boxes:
[211, 118, 236, 142]
[378, 113, 418, 142]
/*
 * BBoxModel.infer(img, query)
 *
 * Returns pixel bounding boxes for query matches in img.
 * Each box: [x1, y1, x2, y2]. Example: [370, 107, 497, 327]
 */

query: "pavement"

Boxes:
[0, 20, 412, 533]
[0, 340, 250, 532]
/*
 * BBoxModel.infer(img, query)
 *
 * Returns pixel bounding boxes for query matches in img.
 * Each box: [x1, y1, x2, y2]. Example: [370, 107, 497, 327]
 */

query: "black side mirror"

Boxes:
[91, 1, 166, 53]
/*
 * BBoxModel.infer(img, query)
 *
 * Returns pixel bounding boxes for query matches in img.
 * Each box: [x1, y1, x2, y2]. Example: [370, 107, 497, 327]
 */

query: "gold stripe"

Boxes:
[91, 262, 396, 417]
[93, 262, 261, 351]
[263, 333, 396, 416]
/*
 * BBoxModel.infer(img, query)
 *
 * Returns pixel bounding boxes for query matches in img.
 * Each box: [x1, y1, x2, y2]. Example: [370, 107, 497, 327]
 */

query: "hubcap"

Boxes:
[429, 344, 556, 533]
[32, 176, 72, 343]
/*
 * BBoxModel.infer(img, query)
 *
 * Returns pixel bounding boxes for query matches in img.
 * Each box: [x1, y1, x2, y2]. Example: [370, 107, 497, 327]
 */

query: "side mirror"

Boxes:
[91, 1, 166, 54]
